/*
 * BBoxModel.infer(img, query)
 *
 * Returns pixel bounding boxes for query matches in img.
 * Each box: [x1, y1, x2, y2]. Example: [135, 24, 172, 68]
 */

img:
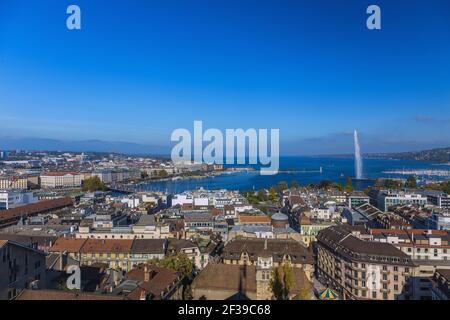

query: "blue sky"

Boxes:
[1, 0, 450, 155]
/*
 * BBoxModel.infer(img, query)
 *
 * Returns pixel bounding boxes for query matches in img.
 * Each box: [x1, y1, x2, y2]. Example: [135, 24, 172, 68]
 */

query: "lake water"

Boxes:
[134, 157, 450, 193]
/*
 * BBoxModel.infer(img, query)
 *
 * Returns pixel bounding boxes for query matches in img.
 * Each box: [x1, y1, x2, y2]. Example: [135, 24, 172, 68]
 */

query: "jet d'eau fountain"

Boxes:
[354, 129, 363, 179]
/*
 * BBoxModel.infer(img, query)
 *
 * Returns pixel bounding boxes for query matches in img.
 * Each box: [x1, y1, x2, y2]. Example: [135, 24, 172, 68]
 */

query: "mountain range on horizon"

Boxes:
[1, 136, 450, 162]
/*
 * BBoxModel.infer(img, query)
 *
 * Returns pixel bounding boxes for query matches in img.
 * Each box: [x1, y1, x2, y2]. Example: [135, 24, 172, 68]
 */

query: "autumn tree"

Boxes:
[269, 264, 295, 300]
[269, 187, 278, 202]
[82, 176, 105, 192]
[296, 287, 312, 300]
[344, 176, 353, 193]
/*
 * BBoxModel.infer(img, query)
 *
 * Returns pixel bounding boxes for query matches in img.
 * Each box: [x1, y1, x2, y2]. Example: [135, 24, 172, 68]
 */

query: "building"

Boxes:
[129, 239, 166, 266]
[430, 269, 450, 300]
[341, 203, 383, 227]
[192, 262, 311, 300]
[223, 238, 314, 281]
[377, 191, 427, 212]
[316, 225, 415, 300]
[428, 211, 450, 231]
[420, 190, 450, 208]
[183, 212, 214, 233]
[80, 239, 134, 271]
[114, 264, 183, 300]
[166, 239, 211, 270]
[300, 217, 335, 247]
[91, 169, 113, 184]
[40, 172, 84, 189]
[237, 215, 271, 226]
[15, 289, 125, 300]
[347, 192, 370, 209]
[0, 240, 47, 300]
[0, 190, 37, 210]
[0, 176, 28, 190]
[367, 228, 450, 299]
[0, 198, 73, 228]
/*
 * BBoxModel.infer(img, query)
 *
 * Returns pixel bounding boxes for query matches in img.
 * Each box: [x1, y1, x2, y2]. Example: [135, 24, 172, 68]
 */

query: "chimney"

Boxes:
[140, 290, 146, 300]
[264, 238, 267, 250]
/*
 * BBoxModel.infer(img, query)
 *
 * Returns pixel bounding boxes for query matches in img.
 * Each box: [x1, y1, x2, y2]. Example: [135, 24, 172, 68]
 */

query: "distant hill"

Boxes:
[0, 136, 170, 156]
[365, 147, 450, 163]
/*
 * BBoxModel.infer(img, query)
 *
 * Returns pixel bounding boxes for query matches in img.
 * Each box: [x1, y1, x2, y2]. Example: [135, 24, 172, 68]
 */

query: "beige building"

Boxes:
[0, 177, 28, 190]
[316, 225, 415, 300]
[223, 238, 314, 278]
[192, 262, 311, 300]
[40, 172, 84, 189]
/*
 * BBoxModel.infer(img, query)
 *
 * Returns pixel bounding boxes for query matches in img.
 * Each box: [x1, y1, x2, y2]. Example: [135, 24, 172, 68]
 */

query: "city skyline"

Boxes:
[1, 0, 450, 155]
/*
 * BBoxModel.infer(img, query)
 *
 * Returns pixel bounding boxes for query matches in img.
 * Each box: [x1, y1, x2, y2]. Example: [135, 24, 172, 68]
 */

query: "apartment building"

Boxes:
[316, 225, 414, 300]
[0, 177, 28, 190]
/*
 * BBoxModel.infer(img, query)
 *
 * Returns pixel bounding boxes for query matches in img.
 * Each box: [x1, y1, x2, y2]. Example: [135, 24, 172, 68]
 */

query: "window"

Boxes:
[372, 292, 377, 299]
[394, 266, 398, 272]
[383, 293, 388, 300]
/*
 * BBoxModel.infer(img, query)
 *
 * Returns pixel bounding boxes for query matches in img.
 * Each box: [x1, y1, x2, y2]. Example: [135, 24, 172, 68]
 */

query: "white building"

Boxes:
[378, 191, 428, 211]
[0, 190, 37, 210]
[40, 172, 84, 188]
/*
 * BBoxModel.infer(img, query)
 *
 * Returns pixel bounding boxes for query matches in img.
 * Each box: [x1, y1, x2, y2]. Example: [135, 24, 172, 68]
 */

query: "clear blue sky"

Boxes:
[1, 0, 449, 155]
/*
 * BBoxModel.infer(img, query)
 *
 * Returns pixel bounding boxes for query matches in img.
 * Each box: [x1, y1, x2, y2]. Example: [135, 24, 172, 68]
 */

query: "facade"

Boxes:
[129, 239, 166, 266]
[430, 269, 450, 300]
[0, 177, 28, 190]
[40, 172, 84, 188]
[223, 238, 314, 281]
[192, 262, 312, 300]
[300, 220, 335, 247]
[0, 240, 47, 300]
[316, 226, 415, 300]
[377, 191, 427, 212]
[119, 264, 183, 300]
[0, 198, 73, 228]
[420, 190, 450, 208]
[347, 192, 370, 209]
[0, 190, 37, 210]
[429, 212, 450, 231]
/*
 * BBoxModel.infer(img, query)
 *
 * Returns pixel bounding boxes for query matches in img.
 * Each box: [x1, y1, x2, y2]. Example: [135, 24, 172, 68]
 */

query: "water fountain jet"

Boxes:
[354, 129, 363, 179]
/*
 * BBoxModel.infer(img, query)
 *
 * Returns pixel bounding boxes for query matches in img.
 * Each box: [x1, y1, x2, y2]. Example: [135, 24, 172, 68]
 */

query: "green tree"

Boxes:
[82, 176, 105, 192]
[269, 264, 295, 300]
[442, 181, 450, 194]
[405, 175, 417, 189]
[344, 176, 353, 193]
[148, 253, 194, 299]
[257, 189, 267, 201]
[141, 171, 149, 179]
[291, 180, 300, 189]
